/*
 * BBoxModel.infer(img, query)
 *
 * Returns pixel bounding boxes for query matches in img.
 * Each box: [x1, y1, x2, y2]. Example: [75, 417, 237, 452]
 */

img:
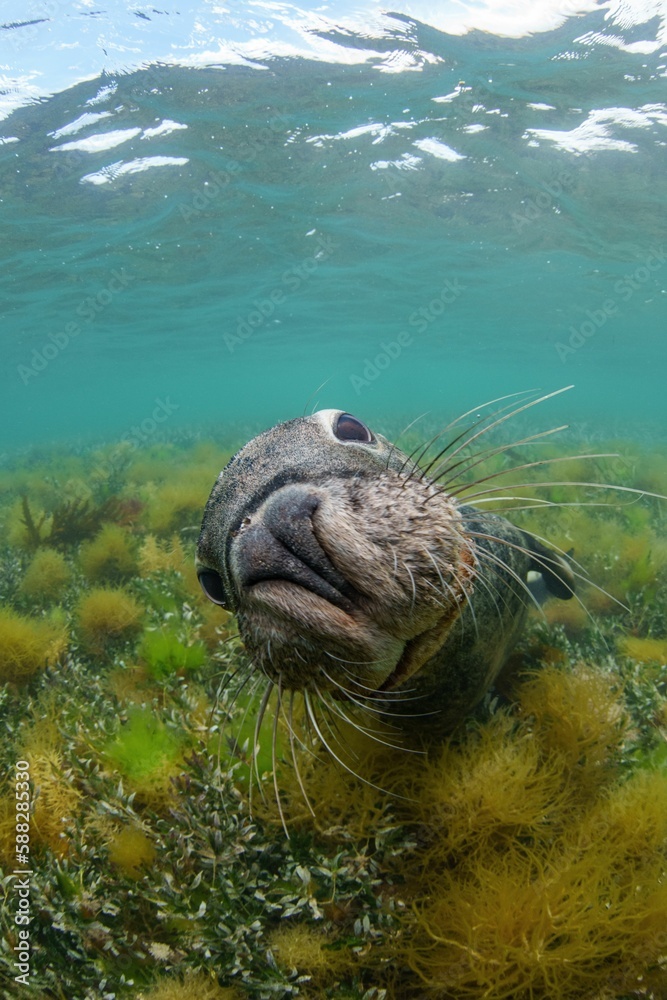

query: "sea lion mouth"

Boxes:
[232, 486, 359, 615]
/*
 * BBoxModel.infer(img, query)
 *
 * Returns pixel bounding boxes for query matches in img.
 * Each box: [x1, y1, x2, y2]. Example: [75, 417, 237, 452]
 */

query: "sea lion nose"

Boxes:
[232, 486, 357, 611]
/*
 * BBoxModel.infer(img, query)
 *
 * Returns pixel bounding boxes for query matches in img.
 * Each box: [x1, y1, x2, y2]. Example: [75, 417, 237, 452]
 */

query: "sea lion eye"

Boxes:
[197, 569, 228, 607]
[333, 412, 374, 443]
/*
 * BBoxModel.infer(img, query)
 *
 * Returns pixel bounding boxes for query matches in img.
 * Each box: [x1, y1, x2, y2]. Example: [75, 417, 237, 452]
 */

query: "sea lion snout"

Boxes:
[230, 485, 358, 613]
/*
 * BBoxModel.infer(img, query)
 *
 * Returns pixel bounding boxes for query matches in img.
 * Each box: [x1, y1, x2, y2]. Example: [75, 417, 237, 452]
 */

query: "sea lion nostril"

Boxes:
[198, 569, 228, 607]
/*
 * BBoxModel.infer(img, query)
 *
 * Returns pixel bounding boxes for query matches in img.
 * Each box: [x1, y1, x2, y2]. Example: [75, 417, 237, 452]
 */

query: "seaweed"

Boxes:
[2, 427, 666, 1000]
[19, 493, 128, 550]
[19, 547, 72, 604]
[0, 606, 68, 684]
[76, 586, 144, 654]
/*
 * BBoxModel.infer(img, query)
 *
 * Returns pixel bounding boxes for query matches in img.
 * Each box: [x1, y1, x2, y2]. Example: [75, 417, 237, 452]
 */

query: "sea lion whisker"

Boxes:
[342, 689, 436, 716]
[466, 540, 543, 614]
[459, 480, 667, 504]
[249, 679, 275, 813]
[431, 388, 542, 437]
[311, 687, 362, 763]
[423, 550, 488, 637]
[451, 541, 518, 628]
[215, 670, 266, 815]
[466, 530, 607, 626]
[421, 546, 462, 603]
[317, 683, 397, 736]
[398, 406, 498, 481]
[322, 648, 402, 671]
[399, 423, 473, 482]
[385, 412, 430, 472]
[422, 386, 574, 485]
[286, 690, 317, 818]
[403, 410, 499, 485]
[214, 668, 260, 776]
[302, 376, 334, 416]
[419, 548, 483, 638]
[329, 657, 426, 701]
[226, 668, 263, 724]
[477, 499, 605, 513]
[403, 388, 540, 482]
[272, 677, 289, 837]
[318, 664, 391, 705]
[391, 545, 399, 578]
[403, 560, 418, 607]
[463, 565, 516, 627]
[318, 665, 426, 717]
[416, 392, 551, 484]
[429, 430, 591, 494]
[450, 553, 489, 626]
[332, 683, 443, 720]
[444, 450, 621, 499]
[517, 526, 628, 620]
[341, 683, 428, 706]
[304, 689, 412, 799]
[206, 661, 246, 734]
[286, 691, 323, 761]
[311, 690, 396, 794]
[517, 530, 628, 616]
[316, 688, 426, 754]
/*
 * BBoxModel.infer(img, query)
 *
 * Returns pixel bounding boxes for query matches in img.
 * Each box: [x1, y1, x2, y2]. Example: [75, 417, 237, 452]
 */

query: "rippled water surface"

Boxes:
[1, 0, 666, 450]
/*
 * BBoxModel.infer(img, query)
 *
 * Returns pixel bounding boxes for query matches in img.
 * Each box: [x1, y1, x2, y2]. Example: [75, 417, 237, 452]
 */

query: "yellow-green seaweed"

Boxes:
[18, 547, 72, 603]
[102, 705, 188, 804]
[79, 522, 139, 583]
[76, 586, 144, 654]
[107, 824, 157, 878]
[138, 627, 207, 680]
[0, 605, 68, 683]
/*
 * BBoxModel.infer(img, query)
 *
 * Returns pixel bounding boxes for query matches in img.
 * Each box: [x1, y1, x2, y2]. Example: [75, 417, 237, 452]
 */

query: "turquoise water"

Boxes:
[1, 1, 666, 454]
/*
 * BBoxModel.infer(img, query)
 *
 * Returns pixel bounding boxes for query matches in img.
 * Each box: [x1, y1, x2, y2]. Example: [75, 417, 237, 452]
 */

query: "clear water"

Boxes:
[1, 1, 666, 455]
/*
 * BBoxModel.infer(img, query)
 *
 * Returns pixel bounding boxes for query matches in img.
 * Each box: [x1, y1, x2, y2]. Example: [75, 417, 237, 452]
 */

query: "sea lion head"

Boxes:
[196, 409, 476, 697]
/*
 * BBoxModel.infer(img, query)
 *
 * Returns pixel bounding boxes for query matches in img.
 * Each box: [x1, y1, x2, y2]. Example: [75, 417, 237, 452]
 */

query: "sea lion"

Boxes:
[195, 407, 575, 741]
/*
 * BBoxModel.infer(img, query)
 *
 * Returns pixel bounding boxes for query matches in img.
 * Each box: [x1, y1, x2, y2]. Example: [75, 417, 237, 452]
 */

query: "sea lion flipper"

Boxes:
[523, 533, 576, 601]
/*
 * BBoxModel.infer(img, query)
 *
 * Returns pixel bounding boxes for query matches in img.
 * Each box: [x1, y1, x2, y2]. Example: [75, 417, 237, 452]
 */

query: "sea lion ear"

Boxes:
[523, 533, 576, 600]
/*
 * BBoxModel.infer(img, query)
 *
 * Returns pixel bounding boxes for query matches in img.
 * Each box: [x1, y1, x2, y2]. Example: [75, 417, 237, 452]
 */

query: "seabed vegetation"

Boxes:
[0, 424, 666, 1000]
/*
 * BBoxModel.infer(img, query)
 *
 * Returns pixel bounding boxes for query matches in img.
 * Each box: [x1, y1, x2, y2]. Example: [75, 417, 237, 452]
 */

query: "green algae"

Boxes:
[138, 627, 208, 680]
[103, 706, 187, 785]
